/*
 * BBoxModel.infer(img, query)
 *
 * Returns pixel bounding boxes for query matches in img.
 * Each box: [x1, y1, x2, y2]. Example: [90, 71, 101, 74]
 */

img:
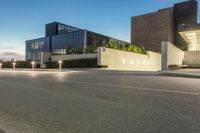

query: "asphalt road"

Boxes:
[0, 69, 200, 133]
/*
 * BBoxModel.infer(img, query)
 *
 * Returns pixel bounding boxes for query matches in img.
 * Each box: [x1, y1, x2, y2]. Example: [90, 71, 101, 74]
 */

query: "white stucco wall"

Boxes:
[98, 47, 161, 71]
[51, 53, 97, 61]
[161, 41, 184, 70]
[184, 51, 200, 65]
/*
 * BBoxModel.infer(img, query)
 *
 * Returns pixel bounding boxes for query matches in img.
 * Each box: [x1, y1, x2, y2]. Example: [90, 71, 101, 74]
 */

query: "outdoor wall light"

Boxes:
[131, 59, 134, 65]
[58, 60, 62, 70]
[122, 58, 126, 65]
[138, 60, 140, 64]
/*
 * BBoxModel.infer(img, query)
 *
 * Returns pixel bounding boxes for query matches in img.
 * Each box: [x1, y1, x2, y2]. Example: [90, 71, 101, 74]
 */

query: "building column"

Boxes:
[83, 30, 87, 53]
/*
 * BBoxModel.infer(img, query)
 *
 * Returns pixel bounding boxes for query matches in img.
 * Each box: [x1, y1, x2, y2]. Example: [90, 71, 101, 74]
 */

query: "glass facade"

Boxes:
[58, 24, 79, 35]
[26, 22, 128, 61]
[51, 30, 85, 54]
[87, 31, 127, 47]
[87, 31, 109, 47]
[26, 37, 50, 61]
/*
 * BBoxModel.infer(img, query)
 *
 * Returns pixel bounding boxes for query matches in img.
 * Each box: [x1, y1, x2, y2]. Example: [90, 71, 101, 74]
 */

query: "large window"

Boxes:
[51, 31, 85, 54]
[86, 31, 127, 47]
[58, 24, 79, 35]
[87, 32, 108, 47]
[31, 41, 44, 50]
[25, 37, 50, 60]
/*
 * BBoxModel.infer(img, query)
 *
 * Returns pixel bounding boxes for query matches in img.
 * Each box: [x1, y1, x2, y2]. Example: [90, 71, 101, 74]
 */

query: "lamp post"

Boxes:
[12, 62, 16, 69]
[0, 63, 2, 69]
[31, 61, 35, 69]
[58, 60, 62, 70]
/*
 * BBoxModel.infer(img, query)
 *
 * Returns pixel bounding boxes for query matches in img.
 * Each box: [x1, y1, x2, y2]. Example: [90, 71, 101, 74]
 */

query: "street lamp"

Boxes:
[31, 61, 35, 69]
[58, 60, 62, 70]
[12, 62, 16, 69]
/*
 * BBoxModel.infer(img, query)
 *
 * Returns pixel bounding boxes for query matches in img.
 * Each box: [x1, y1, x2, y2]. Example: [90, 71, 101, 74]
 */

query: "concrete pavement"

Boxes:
[0, 69, 200, 133]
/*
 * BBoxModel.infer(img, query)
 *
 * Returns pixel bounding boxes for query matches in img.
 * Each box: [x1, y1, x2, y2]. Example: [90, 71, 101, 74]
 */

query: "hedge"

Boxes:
[45, 58, 97, 68]
[1, 61, 40, 68]
[1, 59, 97, 69]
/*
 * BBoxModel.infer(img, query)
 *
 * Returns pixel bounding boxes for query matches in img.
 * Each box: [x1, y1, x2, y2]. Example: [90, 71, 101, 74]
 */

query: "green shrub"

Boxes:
[106, 41, 117, 49]
[63, 58, 97, 68]
[1, 61, 36, 68]
[45, 61, 58, 69]
[75, 45, 84, 54]
[16, 61, 32, 68]
[2, 61, 12, 68]
[85, 45, 98, 53]
[97, 65, 108, 68]
[66, 44, 73, 54]
[45, 58, 97, 69]
[105, 42, 146, 54]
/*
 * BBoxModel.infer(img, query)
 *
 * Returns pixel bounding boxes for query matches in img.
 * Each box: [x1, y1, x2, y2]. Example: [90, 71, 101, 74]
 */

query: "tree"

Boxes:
[86, 45, 98, 53]
[106, 41, 116, 49]
[75, 45, 84, 54]
[66, 44, 72, 54]
[105, 41, 146, 54]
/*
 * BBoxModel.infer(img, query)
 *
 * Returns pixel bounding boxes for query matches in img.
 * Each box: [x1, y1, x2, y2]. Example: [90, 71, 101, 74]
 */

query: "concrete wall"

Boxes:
[184, 51, 200, 65]
[40, 52, 51, 68]
[98, 47, 161, 71]
[161, 41, 184, 70]
[51, 53, 97, 61]
[131, 8, 174, 52]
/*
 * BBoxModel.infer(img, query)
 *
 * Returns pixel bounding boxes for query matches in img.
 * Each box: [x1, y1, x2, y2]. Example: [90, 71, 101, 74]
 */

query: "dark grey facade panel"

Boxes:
[173, 0, 198, 50]
[45, 22, 58, 37]
[131, 8, 174, 52]
[45, 22, 81, 37]
[131, 0, 198, 52]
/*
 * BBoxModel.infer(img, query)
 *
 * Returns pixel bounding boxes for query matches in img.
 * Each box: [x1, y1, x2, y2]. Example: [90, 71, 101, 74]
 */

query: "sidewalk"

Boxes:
[160, 69, 200, 79]
[0, 68, 78, 73]
[1, 68, 200, 78]
[0, 68, 158, 74]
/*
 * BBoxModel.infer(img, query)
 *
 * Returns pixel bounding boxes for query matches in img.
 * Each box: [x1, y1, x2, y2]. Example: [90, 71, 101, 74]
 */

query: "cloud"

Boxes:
[0, 46, 25, 61]
[0, 51, 25, 61]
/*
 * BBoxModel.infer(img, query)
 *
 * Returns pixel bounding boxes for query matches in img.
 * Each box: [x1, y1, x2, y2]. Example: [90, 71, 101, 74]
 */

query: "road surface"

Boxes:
[0, 69, 200, 133]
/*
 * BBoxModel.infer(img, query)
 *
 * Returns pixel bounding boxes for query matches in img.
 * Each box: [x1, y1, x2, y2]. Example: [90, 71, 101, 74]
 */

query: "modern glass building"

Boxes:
[26, 22, 127, 61]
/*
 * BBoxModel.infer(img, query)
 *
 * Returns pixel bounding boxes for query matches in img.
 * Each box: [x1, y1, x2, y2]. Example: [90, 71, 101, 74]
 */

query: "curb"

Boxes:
[159, 72, 200, 79]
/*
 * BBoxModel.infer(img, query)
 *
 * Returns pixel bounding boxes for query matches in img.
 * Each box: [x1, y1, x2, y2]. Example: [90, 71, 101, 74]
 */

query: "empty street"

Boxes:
[0, 70, 200, 133]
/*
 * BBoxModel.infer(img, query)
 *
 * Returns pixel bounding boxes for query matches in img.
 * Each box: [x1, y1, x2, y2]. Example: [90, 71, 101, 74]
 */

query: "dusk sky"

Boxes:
[0, 0, 199, 60]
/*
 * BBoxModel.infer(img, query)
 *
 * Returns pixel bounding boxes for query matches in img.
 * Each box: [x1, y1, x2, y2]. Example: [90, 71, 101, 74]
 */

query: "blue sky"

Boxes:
[0, 0, 199, 59]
